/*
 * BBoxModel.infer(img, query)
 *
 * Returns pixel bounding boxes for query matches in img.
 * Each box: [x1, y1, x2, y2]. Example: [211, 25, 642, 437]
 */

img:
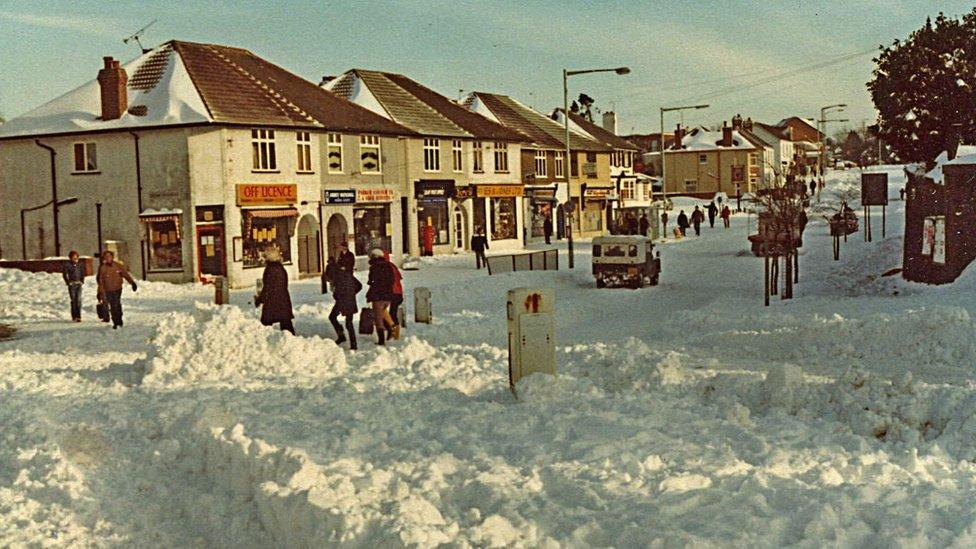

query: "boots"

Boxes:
[377, 328, 386, 346]
[335, 331, 346, 345]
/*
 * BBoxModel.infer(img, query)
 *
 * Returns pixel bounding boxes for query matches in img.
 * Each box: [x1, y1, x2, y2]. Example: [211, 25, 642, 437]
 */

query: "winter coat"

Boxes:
[721, 206, 731, 219]
[638, 216, 650, 235]
[366, 258, 395, 303]
[390, 261, 403, 296]
[255, 261, 294, 325]
[543, 217, 553, 236]
[63, 261, 86, 285]
[471, 235, 489, 254]
[330, 269, 361, 316]
[676, 213, 689, 228]
[97, 261, 135, 295]
[338, 250, 355, 272]
[707, 203, 718, 219]
[691, 210, 704, 225]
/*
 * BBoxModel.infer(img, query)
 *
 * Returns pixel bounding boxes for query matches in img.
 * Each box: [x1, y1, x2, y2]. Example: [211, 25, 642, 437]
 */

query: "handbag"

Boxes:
[96, 300, 110, 322]
[358, 308, 375, 335]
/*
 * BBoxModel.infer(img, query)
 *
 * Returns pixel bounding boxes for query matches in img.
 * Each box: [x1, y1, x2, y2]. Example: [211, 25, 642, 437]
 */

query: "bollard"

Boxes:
[414, 287, 431, 324]
[506, 287, 556, 391]
[214, 275, 230, 305]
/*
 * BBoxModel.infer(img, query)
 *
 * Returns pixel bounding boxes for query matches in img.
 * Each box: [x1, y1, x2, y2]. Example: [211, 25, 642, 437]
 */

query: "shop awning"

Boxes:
[139, 209, 182, 240]
[245, 208, 299, 219]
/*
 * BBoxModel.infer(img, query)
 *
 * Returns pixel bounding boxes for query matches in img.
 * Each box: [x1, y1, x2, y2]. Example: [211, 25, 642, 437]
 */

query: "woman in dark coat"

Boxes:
[254, 247, 295, 334]
[329, 267, 360, 350]
[676, 210, 689, 236]
[366, 248, 395, 345]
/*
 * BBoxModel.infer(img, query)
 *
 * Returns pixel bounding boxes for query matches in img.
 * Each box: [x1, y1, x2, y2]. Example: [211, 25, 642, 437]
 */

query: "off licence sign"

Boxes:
[237, 184, 297, 205]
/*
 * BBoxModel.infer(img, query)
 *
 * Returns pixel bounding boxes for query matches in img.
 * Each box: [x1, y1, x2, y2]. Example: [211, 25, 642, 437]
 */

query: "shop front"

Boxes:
[139, 209, 185, 278]
[236, 183, 299, 269]
[474, 184, 522, 247]
[414, 180, 455, 255]
[353, 188, 395, 256]
[579, 186, 612, 235]
[193, 205, 226, 281]
[525, 187, 557, 243]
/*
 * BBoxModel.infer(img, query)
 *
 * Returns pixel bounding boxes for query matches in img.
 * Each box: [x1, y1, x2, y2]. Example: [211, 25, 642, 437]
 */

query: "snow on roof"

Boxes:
[926, 146, 976, 182]
[139, 208, 184, 216]
[0, 45, 211, 138]
[675, 127, 758, 151]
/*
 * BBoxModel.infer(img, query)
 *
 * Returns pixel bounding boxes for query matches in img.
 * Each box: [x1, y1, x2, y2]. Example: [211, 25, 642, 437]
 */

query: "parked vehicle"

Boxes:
[592, 236, 661, 289]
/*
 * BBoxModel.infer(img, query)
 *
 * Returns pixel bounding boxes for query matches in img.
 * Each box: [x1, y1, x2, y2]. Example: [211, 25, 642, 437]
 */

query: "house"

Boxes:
[325, 70, 529, 255]
[749, 120, 796, 178]
[621, 132, 674, 177]
[778, 116, 823, 172]
[0, 40, 415, 288]
[663, 122, 764, 198]
[462, 92, 615, 240]
[903, 146, 976, 284]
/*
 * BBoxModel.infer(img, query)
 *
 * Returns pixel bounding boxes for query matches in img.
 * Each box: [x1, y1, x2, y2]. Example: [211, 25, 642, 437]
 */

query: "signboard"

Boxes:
[324, 189, 356, 204]
[582, 162, 598, 176]
[583, 187, 612, 198]
[454, 187, 473, 201]
[475, 185, 523, 198]
[415, 180, 455, 199]
[861, 173, 889, 206]
[236, 184, 297, 206]
[933, 217, 946, 264]
[356, 188, 395, 202]
[922, 217, 934, 255]
[732, 165, 746, 184]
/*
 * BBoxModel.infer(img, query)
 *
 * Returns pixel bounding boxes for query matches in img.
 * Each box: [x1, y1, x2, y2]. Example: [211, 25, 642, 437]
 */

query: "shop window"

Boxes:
[251, 129, 277, 171]
[535, 150, 547, 177]
[360, 135, 381, 173]
[296, 131, 313, 173]
[452, 140, 463, 172]
[418, 198, 449, 244]
[145, 217, 183, 271]
[554, 151, 565, 178]
[327, 133, 343, 173]
[242, 211, 293, 268]
[354, 204, 392, 256]
[195, 206, 224, 223]
[473, 141, 484, 173]
[531, 199, 552, 237]
[490, 197, 517, 240]
[494, 142, 509, 173]
[473, 197, 487, 234]
[73, 142, 98, 173]
[424, 139, 440, 172]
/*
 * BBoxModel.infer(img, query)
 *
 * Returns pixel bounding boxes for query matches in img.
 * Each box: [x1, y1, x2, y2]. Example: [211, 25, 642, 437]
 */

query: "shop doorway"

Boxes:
[297, 214, 321, 276]
[556, 204, 566, 240]
[453, 205, 468, 251]
[196, 225, 226, 279]
[326, 213, 348, 261]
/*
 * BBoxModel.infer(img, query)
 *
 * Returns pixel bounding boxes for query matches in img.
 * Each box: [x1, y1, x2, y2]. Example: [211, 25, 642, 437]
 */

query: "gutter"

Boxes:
[130, 131, 146, 280]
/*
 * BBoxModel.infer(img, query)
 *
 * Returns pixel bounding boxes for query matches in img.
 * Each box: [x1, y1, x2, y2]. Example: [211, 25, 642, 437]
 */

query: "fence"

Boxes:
[486, 249, 559, 275]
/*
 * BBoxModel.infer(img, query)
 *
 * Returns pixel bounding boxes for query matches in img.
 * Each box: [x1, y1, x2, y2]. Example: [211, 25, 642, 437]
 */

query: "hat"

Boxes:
[369, 248, 385, 260]
[263, 246, 282, 263]
[68, 250, 79, 258]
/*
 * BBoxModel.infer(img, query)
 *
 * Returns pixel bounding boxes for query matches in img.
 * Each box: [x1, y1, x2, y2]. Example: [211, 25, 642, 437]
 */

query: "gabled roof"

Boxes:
[463, 92, 611, 152]
[0, 40, 413, 139]
[753, 121, 791, 141]
[671, 127, 761, 151]
[738, 128, 775, 149]
[777, 116, 823, 138]
[326, 70, 525, 141]
[557, 110, 638, 151]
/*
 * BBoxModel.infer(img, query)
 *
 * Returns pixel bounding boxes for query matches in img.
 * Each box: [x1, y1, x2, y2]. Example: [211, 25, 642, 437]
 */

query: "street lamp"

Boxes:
[819, 103, 847, 169]
[659, 104, 709, 210]
[563, 66, 630, 269]
[21, 197, 79, 260]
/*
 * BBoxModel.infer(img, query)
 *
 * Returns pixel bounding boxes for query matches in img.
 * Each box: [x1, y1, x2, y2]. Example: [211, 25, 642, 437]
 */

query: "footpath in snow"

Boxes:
[5, 166, 976, 547]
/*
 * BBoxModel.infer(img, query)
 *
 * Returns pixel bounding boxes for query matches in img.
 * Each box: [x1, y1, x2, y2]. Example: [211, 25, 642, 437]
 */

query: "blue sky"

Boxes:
[1, 0, 971, 135]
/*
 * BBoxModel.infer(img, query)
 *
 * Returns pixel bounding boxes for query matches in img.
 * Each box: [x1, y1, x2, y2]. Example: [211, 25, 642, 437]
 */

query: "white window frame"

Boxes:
[621, 179, 635, 200]
[327, 133, 343, 173]
[472, 141, 484, 173]
[360, 135, 382, 174]
[535, 150, 548, 178]
[424, 138, 441, 172]
[72, 142, 98, 173]
[554, 151, 565, 179]
[494, 141, 509, 173]
[684, 179, 698, 192]
[698, 153, 708, 165]
[251, 129, 277, 172]
[296, 131, 313, 173]
[452, 139, 463, 172]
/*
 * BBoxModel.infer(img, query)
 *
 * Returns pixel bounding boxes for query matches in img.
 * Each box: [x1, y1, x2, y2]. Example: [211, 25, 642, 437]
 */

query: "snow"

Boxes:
[7, 165, 976, 545]
[676, 126, 757, 150]
[0, 44, 211, 139]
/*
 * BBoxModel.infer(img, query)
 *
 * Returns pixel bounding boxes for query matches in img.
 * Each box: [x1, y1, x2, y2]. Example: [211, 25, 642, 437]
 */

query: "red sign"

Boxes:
[524, 293, 541, 313]
[357, 188, 395, 202]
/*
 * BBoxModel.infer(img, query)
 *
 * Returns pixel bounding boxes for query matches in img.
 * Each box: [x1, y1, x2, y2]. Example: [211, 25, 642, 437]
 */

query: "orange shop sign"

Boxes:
[236, 184, 297, 206]
[475, 185, 524, 198]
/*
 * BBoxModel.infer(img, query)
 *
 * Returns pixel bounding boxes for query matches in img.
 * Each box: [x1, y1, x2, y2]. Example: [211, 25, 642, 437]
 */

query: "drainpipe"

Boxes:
[34, 140, 61, 257]
[130, 132, 146, 279]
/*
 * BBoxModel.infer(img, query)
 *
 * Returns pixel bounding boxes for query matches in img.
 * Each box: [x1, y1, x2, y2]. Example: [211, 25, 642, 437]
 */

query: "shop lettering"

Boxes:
[357, 188, 395, 202]
[237, 184, 297, 205]
[476, 185, 523, 198]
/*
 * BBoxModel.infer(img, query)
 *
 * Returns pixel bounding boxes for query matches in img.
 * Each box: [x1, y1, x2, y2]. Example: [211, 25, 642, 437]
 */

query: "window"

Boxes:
[749, 153, 760, 165]
[327, 133, 343, 173]
[145, 217, 182, 271]
[242, 211, 292, 268]
[699, 154, 708, 165]
[494, 142, 509, 172]
[621, 179, 635, 200]
[73, 142, 98, 173]
[624, 152, 632, 168]
[554, 151, 565, 178]
[424, 139, 440, 172]
[251, 129, 277, 171]
[296, 131, 313, 173]
[490, 197, 517, 240]
[354, 205, 391, 256]
[535, 150, 547, 178]
[452, 140, 463, 172]
[586, 152, 597, 179]
[360, 135, 381, 173]
[684, 179, 698, 192]
[472, 141, 484, 173]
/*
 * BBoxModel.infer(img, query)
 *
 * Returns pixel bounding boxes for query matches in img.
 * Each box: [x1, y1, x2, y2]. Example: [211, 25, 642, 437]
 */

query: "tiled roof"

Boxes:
[561, 110, 638, 151]
[467, 92, 610, 152]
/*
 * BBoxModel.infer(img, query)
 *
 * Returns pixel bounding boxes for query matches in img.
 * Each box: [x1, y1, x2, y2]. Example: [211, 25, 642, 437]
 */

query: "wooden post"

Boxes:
[764, 255, 770, 307]
[771, 255, 779, 295]
[833, 234, 840, 260]
[793, 251, 799, 283]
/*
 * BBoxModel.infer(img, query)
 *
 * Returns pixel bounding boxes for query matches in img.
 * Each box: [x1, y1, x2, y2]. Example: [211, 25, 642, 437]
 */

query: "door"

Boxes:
[326, 213, 348, 261]
[296, 214, 321, 275]
[453, 205, 467, 251]
[556, 205, 566, 240]
[196, 225, 226, 278]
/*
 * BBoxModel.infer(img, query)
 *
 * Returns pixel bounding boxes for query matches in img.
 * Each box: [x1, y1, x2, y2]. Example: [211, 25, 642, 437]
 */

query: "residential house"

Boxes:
[751, 121, 796, 177]
[622, 132, 674, 177]
[0, 41, 414, 289]
[778, 116, 823, 173]
[326, 70, 528, 255]
[663, 122, 764, 198]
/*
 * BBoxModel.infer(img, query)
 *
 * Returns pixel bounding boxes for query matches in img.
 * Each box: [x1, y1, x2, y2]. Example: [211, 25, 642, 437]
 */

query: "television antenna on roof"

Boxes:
[123, 19, 157, 54]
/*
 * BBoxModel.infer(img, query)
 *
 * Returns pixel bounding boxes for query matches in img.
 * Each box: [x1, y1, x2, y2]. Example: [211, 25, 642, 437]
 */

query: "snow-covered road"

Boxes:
[5, 167, 976, 547]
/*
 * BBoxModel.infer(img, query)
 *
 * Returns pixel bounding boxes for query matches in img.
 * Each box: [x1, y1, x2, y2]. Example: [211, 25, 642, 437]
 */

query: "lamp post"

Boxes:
[659, 104, 709, 211]
[21, 197, 79, 260]
[563, 65, 629, 269]
[818, 103, 847, 170]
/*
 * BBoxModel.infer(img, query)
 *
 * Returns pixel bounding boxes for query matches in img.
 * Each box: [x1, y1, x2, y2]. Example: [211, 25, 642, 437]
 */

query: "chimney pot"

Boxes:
[97, 56, 128, 120]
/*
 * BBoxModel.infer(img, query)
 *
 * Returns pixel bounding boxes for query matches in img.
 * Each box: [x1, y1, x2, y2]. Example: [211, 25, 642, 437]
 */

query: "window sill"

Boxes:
[251, 170, 281, 174]
[296, 171, 316, 175]
[496, 171, 510, 174]
[473, 170, 485, 174]
[71, 171, 101, 175]
[361, 171, 382, 175]
[327, 170, 344, 175]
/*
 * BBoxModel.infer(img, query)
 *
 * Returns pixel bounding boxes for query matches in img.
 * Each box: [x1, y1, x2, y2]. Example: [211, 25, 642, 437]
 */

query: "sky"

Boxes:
[1, 0, 973, 135]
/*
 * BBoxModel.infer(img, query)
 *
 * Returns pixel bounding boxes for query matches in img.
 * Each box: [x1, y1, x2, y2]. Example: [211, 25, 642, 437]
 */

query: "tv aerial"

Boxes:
[123, 19, 157, 54]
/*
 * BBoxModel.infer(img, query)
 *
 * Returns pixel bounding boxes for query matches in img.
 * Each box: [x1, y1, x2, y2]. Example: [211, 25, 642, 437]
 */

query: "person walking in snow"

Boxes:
[721, 205, 731, 228]
[62, 250, 86, 322]
[638, 213, 650, 237]
[661, 211, 669, 239]
[676, 210, 689, 237]
[543, 215, 553, 245]
[336, 240, 355, 272]
[706, 201, 718, 228]
[385, 251, 403, 340]
[471, 227, 489, 269]
[254, 246, 295, 335]
[328, 262, 361, 350]
[96, 250, 137, 329]
[691, 206, 704, 236]
[366, 248, 396, 345]
[809, 179, 817, 196]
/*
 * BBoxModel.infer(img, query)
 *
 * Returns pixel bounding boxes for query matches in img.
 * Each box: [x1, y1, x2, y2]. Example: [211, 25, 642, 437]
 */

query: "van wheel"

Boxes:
[650, 274, 660, 286]
[596, 278, 605, 288]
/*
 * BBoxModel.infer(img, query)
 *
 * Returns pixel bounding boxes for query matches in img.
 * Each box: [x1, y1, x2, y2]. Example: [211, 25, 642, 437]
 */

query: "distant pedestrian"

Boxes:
[691, 206, 704, 236]
[809, 180, 816, 196]
[661, 211, 669, 239]
[638, 213, 650, 237]
[721, 205, 731, 228]
[471, 227, 489, 269]
[328, 262, 361, 350]
[62, 250, 86, 322]
[254, 246, 295, 335]
[676, 210, 689, 237]
[337, 241, 355, 271]
[96, 250, 137, 329]
[366, 248, 396, 345]
[421, 221, 435, 257]
[707, 201, 718, 228]
[900, 187, 906, 201]
[385, 251, 403, 340]
[543, 215, 553, 244]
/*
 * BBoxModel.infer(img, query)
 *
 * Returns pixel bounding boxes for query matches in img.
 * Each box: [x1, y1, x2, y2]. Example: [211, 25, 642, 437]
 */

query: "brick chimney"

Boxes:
[602, 111, 618, 135]
[97, 56, 128, 120]
[674, 124, 684, 148]
[722, 121, 733, 147]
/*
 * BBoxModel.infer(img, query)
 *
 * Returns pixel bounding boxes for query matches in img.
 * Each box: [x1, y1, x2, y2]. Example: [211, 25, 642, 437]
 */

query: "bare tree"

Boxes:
[749, 161, 807, 302]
